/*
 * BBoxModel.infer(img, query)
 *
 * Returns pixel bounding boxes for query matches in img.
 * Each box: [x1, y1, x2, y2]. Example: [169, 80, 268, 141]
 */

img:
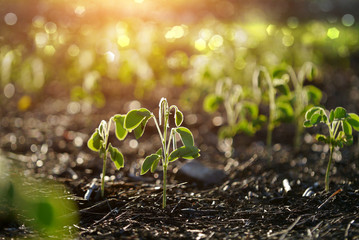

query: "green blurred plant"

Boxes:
[0, 158, 78, 237]
[71, 71, 105, 109]
[87, 119, 124, 198]
[112, 98, 200, 208]
[253, 66, 294, 155]
[271, 62, 322, 151]
[304, 106, 359, 191]
[204, 78, 265, 155]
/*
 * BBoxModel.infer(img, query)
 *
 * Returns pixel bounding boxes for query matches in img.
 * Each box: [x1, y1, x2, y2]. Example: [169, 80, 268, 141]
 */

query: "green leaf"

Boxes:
[124, 108, 151, 131]
[272, 67, 288, 79]
[329, 110, 334, 123]
[243, 102, 259, 119]
[174, 108, 184, 127]
[344, 134, 353, 145]
[133, 116, 151, 139]
[168, 146, 200, 162]
[303, 120, 313, 128]
[113, 114, 128, 140]
[310, 113, 322, 125]
[342, 120, 352, 136]
[305, 85, 322, 105]
[273, 78, 290, 96]
[151, 157, 160, 173]
[203, 94, 223, 113]
[141, 153, 161, 175]
[87, 130, 103, 152]
[175, 127, 194, 147]
[305, 106, 321, 121]
[275, 101, 294, 122]
[305, 64, 317, 80]
[347, 113, 359, 131]
[334, 107, 347, 119]
[108, 143, 124, 170]
[316, 134, 329, 144]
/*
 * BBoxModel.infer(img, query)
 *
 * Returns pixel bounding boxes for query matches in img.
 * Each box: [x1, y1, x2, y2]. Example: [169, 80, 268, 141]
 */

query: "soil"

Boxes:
[1, 78, 359, 239]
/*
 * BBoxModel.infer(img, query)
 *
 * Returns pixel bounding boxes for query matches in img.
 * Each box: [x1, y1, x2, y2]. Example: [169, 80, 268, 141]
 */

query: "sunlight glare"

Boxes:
[194, 38, 206, 51]
[105, 51, 115, 62]
[165, 25, 186, 41]
[44, 45, 56, 56]
[35, 32, 49, 48]
[75, 6, 86, 16]
[117, 35, 130, 47]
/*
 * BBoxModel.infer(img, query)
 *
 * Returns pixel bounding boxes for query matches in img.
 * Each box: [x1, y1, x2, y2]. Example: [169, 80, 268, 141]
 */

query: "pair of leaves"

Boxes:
[303, 106, 328, 127]
[87, 123, 124, 170]
[140, 126, 200, 175]
[275, 97, 294, 123]
[115, 105, 184, 141]
[304, 106, 359, 147]
[141, 148, 162, 175]
[168, 127, 200, 162]
[113, 108, 152, 141]
[203, 94, 223, 113]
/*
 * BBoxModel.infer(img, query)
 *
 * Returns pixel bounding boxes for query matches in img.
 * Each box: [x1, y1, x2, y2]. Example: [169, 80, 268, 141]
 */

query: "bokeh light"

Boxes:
[327, 27, 340, 39]
[342, 14, 355, 27]
[4, 12, 17, 26]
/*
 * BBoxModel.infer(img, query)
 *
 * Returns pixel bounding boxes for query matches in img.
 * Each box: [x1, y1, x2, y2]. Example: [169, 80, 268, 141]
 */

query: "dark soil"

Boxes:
[1, 82, 359, 239]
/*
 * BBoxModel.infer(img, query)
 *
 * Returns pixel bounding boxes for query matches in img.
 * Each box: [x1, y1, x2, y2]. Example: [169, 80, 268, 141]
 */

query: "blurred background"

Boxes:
[1, 1, 359, 237]
[1, 0, 359, 111]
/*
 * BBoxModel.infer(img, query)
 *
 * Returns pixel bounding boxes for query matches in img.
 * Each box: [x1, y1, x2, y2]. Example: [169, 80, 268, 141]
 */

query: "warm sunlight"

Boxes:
[1, 0, 359, 239]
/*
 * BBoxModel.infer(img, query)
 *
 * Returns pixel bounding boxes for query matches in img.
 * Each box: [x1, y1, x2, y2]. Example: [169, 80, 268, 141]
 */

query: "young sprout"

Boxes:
[114, 98, 200, 208]
[304, 106, 359, 191]
[203, 78, 265, 156]
[284, 62, 322, 151]
[87, 119, 124, 198]
[253, 66, 293, 156]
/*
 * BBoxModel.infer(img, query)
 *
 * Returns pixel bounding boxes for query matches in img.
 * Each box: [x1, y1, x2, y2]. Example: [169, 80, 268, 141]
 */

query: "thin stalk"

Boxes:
[166, 128, 174, 157]
[267, 87, 275, 156]
[100, 119, 112, 198]
[325, 144, 334, 191]
[162, 164, 168, 208]
[101, 151, 107, 198]
[152, 114, 164, 142]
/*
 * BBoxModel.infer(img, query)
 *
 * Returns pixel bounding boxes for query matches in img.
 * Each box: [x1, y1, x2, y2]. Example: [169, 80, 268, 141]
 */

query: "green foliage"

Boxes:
[203, 78, 266, 144]
[0, 164, 78, 238]
[88, 98, 199, 207]
[87, 118, 124, 198]
[113, 98, 199, 208]
[304, 106, 359, 191]
[255, 63, 322, 152]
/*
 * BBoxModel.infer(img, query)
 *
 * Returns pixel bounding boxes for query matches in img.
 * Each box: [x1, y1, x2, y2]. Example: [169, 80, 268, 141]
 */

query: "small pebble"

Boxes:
[283, 179, 291, 193]
[302, 187, 315, 197]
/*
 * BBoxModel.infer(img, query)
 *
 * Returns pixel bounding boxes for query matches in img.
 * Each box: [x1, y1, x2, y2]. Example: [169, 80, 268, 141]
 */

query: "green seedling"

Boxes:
[113, 98, 200, 208]
[204, 78, 265, 156]
[304, 106, 359, 191]
[87, 119, 124, 198]
[253, 66, 293, 155]
[274, 62, 322, 151]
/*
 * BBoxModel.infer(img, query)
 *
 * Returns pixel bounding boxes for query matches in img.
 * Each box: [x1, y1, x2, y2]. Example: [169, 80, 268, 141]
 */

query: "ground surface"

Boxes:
[1, 79, 359, 239]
